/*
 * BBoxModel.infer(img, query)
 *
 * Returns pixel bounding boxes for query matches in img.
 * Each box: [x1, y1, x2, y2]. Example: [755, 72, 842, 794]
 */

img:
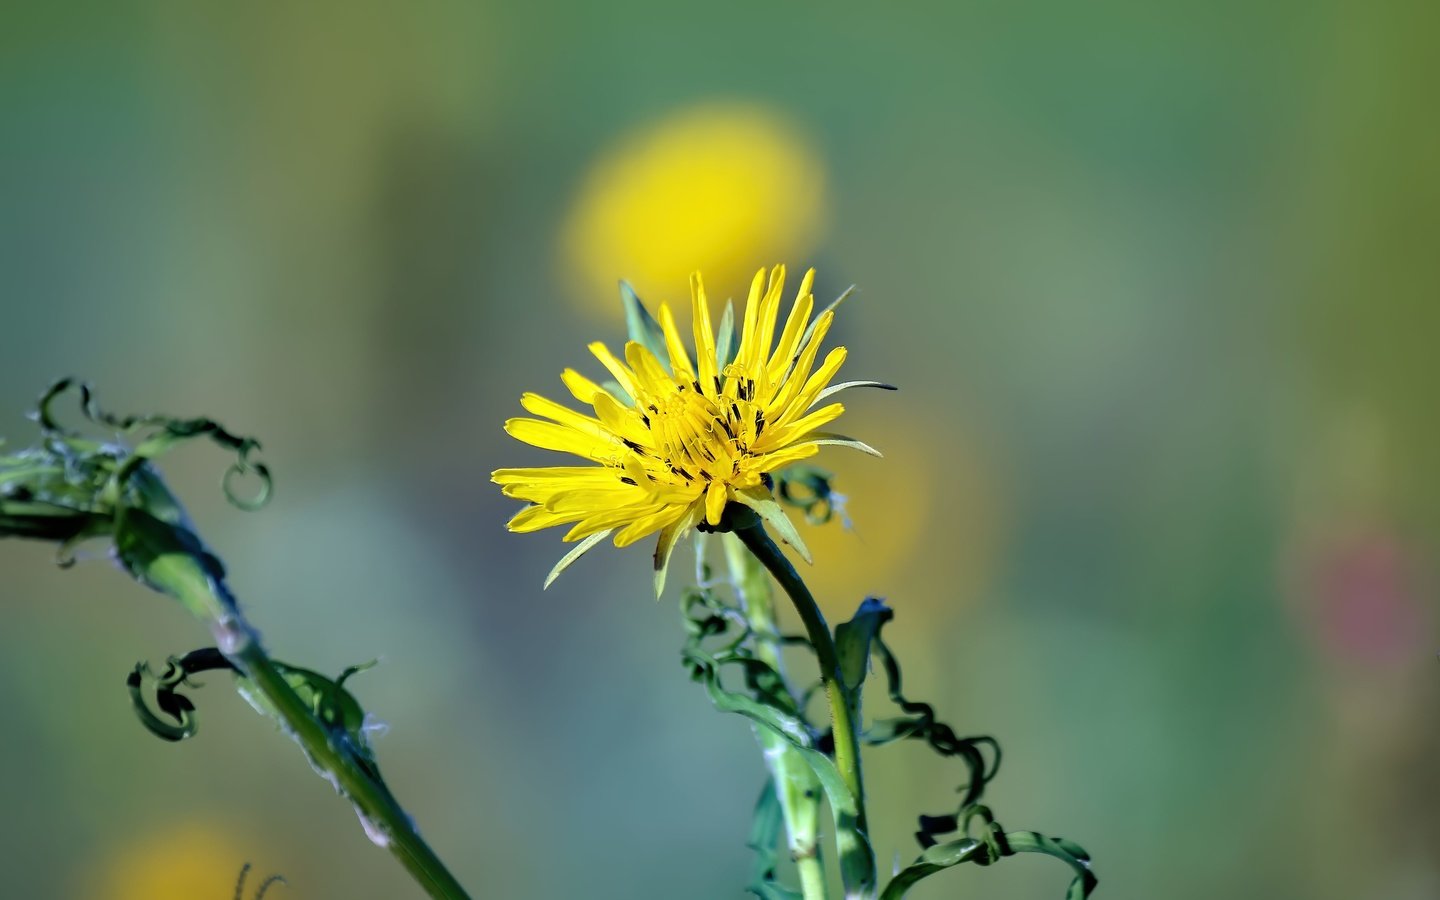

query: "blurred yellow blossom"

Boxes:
[800, 409, 1004, 619]
[560, 102, 826, 316]
[79, 821, 268, 900]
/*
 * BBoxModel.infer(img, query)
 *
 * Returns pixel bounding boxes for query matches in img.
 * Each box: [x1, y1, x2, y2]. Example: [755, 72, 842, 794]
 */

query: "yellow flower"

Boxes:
[494, 265, 882, 594]
[559, 102, 826, 317]
[78, 821, 265, 900]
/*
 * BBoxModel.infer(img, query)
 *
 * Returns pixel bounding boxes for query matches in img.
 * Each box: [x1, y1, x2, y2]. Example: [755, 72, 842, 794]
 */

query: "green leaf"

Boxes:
[733, 490, 811, 564]
[745, 779, 803, 900]
[878, 837, 989, 899]
[544, 529, 611, 589]
[716, 299, 739, 368]
[865, 631, 1001, 810]
[812, 381, 898, 406]
[796, 285, 855, 358]
[772, 464, 842, 526]
[600, 378, 634, 408]
[129, 646, 391, 788]
[833, 598, 892, 692]
[880, 828, 1096, 900]
[680, 588, 875, 891]
[620, 281, 670, 368]
[805, 433, 883, 457]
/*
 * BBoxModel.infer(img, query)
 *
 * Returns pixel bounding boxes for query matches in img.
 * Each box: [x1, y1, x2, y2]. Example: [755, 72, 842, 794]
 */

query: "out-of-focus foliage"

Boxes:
[2, 2, 1437, 898]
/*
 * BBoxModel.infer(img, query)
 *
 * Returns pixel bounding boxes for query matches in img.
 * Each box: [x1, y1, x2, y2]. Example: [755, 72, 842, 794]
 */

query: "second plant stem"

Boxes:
[724, 534, 830, 900]
[734, 523, 873, 890]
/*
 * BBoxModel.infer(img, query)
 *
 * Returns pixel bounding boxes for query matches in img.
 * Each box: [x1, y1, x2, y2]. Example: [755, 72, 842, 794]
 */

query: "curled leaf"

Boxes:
[126, 648, 233, 742]
[834, 597, 892, 693]
[866, 630, 1001, 812]
[128, 647, 387, 785]
[772, 465, 844, 526]
[32, 378, 272, 511]
[680, 585, 875, 892]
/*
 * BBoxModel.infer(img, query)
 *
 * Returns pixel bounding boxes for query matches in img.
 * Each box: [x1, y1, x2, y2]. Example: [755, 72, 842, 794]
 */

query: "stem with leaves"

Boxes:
[125, 505, 474, 900]
[0, 381, 472, 900]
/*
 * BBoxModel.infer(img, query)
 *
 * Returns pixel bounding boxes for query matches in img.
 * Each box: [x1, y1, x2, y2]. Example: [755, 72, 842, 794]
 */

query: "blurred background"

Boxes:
[2, 2, 1437, 898]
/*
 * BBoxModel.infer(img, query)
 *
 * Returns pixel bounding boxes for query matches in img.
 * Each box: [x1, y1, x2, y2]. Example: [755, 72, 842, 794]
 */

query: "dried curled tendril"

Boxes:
[680, 576, 1094, 899]
[681, 581, 1000, 822]
[773, 464, 844, 527]
[126, 648, 234, 741]
[34, 377, 272, 510]
[128, 649, 382, 780]
[864, 628, 1002, 840]
[234, 863, 286, 900]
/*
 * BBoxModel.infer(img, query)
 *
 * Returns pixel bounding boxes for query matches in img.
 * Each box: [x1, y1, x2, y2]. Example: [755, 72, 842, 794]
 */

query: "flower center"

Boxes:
[636, 378, 764, 488]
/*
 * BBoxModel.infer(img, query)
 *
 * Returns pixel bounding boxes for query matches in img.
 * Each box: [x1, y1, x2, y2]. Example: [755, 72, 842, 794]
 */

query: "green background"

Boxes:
[2, 2, 1437, 898]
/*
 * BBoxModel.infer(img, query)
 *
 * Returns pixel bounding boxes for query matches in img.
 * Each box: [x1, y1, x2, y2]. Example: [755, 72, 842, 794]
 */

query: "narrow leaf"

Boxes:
[813, 380, 897, 406]
[745, 779, 804, 900]
[879, 828, 1097, 900]
[620, 282, 670, 369]
[806, 432, 883, 457]
[734, 490, 812, 564]
[716, 299, 738, 368]
[834, 598, 893, 691]
[796, 285, 856, 355]
[544, 529, 611, 589]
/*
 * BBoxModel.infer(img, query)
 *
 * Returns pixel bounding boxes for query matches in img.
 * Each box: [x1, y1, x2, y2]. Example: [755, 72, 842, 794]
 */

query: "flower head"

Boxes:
[493, 265, 889, 594]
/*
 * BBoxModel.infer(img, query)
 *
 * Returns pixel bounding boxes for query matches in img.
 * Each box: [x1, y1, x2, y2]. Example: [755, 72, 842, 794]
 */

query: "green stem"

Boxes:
[148, 554, 472, 900]
[723, 534, 830, 900]
[734, 523, 873, 892]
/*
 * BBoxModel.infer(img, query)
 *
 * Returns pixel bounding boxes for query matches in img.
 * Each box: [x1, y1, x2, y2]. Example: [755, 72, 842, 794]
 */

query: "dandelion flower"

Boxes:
[494, 265, 888, 594]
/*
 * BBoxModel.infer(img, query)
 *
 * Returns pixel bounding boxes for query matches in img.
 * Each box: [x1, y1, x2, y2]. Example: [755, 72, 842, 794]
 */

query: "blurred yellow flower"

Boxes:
[80, 821, 266, 900]
[560, 102, 826, 315]
[800, 410, 1004, 619]
[495, 265, 881, 595]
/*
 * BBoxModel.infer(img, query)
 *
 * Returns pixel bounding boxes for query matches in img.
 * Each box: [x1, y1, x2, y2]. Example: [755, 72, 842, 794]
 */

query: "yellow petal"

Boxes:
[657, 302, 696, 381]
[750, 442, 821, 473]
[769, 310, 834, 410]
[653, 502, 704, 597]
[507, 503, 584, 533]
[754, 263, 787, 368]
[766, 285, 814, 382]
[736, 268, 765, 370]
[520, 393, 611, 439]
[704, 478, 728, 526]
[790, 346, 848, 414]
[615, 505, 683, 548]
[561, 368, 607, 405]
[588, 341, 640, 398]
[504, 418, 619, 461]
[690, 271, 718, 390]
[759, 402, 845, 450]
[492, 466, 617, 485]
[624, 340, 676, 394]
